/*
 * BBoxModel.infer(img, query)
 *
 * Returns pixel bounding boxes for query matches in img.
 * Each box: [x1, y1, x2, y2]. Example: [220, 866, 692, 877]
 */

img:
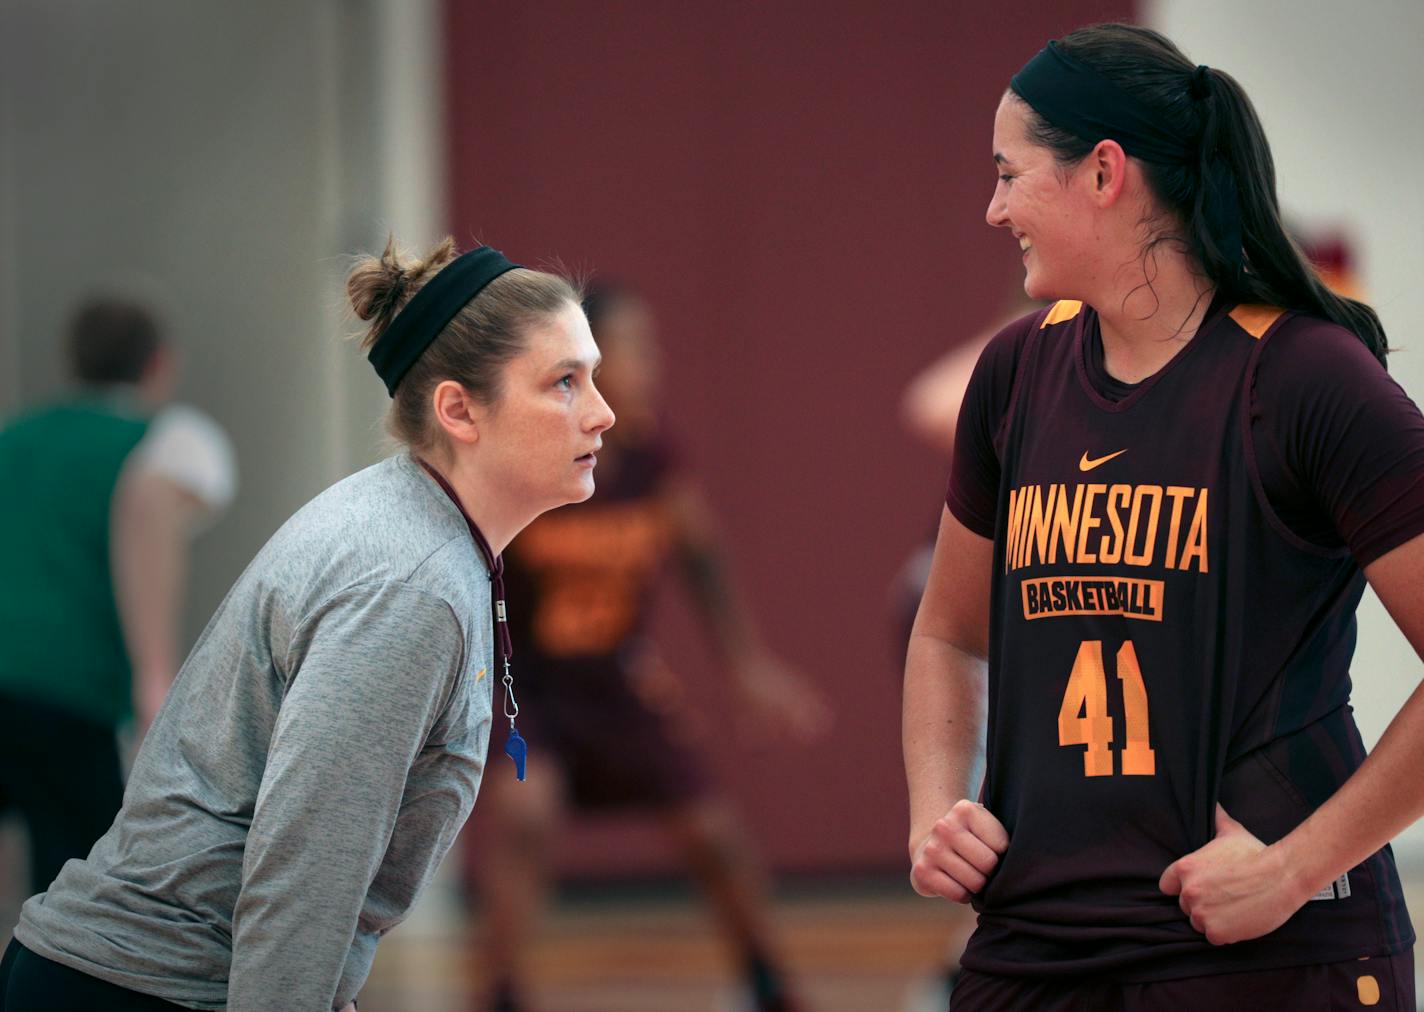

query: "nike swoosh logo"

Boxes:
[1079, 449, 1128, 471]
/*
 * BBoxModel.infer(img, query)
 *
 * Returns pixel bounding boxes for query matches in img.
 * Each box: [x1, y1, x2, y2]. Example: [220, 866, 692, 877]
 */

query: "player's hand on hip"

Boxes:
[910, 799, 1010, 903]
[1158, 804, 1310, 945]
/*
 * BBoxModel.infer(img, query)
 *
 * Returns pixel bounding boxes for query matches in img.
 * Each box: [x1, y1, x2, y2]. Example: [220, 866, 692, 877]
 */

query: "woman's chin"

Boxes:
[1023, 273, 1050, 302]
[566, 473, 597, 504]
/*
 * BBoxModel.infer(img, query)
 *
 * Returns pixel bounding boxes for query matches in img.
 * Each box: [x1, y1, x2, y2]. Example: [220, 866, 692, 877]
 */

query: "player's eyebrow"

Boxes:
[552, 356, 602, 373]
[994, 153, 1014, 166]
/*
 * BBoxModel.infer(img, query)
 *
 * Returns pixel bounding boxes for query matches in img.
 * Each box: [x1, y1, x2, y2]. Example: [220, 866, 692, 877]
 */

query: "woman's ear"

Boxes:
[1090, 139, 1129, 208]
[431, 380, 482, 446]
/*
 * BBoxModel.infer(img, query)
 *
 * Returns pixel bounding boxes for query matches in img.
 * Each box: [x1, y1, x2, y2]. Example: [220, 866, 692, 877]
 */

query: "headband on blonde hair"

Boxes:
[367, 245, 522, 396]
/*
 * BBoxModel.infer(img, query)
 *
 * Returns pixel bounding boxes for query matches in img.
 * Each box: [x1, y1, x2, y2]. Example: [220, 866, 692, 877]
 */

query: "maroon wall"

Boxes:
[446, 1, 1134, 878]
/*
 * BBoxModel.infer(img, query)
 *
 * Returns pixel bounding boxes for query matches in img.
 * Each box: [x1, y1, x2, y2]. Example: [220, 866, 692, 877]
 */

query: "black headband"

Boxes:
[1011, 41, 1243, 278]
[1010, 41, 1194, 165]
[367, 245, 523, 396]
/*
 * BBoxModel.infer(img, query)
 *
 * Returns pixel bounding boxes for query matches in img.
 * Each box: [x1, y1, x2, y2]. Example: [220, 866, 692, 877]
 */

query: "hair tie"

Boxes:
[1189, 64, 1213, 101]
[385, 269, 409, 315]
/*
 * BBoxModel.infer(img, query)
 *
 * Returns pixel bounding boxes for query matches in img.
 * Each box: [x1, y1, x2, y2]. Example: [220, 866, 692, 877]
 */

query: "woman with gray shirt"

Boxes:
[0, 237, 614, 1011]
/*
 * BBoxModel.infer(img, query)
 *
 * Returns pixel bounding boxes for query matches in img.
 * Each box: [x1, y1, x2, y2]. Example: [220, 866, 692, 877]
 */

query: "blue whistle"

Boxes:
[504, 726, 528, 781]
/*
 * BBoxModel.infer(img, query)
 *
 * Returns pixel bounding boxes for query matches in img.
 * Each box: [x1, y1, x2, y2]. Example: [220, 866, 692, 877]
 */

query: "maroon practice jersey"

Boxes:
[506, 438, 677, 668]
[502, 439, 709, 810]
[945, 298, 1424, 980]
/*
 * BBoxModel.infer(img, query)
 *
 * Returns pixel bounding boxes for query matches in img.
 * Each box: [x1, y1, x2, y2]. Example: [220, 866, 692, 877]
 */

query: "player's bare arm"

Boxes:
[904, 506, 1007, 902]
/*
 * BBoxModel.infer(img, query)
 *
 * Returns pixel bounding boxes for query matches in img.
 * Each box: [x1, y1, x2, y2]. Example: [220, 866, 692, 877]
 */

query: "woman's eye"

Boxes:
[555, 375, 574, 390]
[999, 173, 1014, 183]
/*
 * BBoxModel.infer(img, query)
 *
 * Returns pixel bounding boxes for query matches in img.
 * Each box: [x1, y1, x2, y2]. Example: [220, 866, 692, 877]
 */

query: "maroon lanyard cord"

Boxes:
[415, 459, 528, 781]
[415, 458, 513, 670]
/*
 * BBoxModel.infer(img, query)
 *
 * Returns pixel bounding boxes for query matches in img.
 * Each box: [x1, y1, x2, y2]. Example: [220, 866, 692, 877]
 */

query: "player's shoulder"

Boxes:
[972, 301, 1069, 393]
[981, 301, 1064, 363]
[1244, 307, 1387, 392]
[131, 403, 238, 511]
[258, 455, 486, 620]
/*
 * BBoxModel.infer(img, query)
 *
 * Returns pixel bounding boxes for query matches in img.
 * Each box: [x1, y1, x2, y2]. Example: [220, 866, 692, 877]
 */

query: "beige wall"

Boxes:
[0, 0, 444, 643]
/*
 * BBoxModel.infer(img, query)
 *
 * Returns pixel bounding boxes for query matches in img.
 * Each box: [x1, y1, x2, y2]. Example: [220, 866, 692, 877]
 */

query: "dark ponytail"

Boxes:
[1014, 24, 1387, 366]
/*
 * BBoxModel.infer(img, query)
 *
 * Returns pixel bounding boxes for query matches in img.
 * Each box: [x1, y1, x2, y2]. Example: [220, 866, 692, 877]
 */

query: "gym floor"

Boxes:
[357, 870, 1424, 1012]
[3, 826, 1421, 1011]
[358, 878, 971, 1012]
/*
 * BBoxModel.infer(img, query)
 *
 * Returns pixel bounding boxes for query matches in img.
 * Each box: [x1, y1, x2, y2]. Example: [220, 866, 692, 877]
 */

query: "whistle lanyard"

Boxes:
[417, 458, 528, 781]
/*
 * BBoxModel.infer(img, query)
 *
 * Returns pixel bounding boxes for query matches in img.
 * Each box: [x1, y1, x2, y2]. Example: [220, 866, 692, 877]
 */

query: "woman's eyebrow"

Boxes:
[551, 356, 601, 373]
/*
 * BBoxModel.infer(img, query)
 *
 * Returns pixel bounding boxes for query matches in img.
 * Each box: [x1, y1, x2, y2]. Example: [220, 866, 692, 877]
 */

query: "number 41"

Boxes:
[1057, 640, 1156, 777]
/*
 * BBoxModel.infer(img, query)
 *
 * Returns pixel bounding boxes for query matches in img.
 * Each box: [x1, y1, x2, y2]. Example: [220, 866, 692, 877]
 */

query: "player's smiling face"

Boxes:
[985, 93, 1097, 301]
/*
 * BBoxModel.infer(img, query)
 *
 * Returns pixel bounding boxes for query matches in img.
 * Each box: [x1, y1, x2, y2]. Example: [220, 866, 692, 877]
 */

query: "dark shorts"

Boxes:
[950, 950, 1414, 1011]
[0, 939, 185, 1011]
[0, 693, 124, 895]
[517, 657, 709, 811]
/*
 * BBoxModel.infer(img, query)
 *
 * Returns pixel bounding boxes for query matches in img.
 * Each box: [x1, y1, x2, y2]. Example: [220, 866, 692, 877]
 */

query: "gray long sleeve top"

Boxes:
[16, 452, 494, 1010]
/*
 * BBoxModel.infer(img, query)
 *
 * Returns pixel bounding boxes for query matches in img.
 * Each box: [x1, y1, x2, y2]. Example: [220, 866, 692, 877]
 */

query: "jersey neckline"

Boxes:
[1072, 292, 1234, 414]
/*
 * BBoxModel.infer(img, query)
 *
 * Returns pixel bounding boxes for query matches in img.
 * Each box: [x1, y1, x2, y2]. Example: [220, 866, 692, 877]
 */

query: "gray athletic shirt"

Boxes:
[15, 452, 494, 1011]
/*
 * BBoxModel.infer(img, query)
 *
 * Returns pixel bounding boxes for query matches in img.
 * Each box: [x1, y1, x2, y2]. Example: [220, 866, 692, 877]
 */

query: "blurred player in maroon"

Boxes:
[471, 283, 832, 1012]
[906, 23, 1424, 1011]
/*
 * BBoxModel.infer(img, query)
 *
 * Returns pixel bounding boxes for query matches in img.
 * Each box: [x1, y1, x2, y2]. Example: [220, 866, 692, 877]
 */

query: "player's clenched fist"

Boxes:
[909, 799, 1010, 902]
[1158, 804, 1306, 946]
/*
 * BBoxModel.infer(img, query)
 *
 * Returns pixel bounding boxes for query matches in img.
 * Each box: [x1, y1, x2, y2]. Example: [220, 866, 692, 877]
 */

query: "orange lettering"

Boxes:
[1162, 486, 1195, 570]
[1124, 485, 1163, 566]
[1076, 483, 1107, 564]
[1099, 484, 1131, 564]
[1179, 488, 1209, 572]
[1050, 485, 1085, 565]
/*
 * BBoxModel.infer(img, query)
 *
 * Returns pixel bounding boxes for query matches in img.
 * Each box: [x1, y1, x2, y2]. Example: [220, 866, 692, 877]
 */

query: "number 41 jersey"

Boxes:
[946, 299, 1416, 981]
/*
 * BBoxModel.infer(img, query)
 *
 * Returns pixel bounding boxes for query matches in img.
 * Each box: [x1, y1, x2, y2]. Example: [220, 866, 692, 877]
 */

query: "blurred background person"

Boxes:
[898, 297, 1042, 460]
[893, 292, 1043, 645]
[0, 295, 236, 899]
[470, 283, 833, 1012]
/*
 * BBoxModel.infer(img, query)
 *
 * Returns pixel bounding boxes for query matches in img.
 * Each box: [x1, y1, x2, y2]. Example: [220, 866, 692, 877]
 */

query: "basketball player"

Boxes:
[473, 283, 830, 1012]
[0, 238, 613, 1011]
[905, 24, 1424, 1010]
